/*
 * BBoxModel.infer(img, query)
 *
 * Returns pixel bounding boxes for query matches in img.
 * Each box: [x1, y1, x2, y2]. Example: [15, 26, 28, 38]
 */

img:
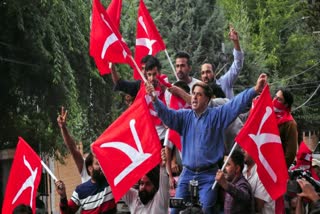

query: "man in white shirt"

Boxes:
[243, 150, 275, 214]
[122, 149, 169, 214]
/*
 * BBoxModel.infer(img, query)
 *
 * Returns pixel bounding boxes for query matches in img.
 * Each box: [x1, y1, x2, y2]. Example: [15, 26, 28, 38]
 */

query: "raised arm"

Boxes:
[218, 26, 244, 98]
[57, 107, 84, 174]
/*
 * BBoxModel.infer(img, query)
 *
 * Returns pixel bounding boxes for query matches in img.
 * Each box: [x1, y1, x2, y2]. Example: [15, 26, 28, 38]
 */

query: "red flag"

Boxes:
[133, 0, 166, 79]
[93, 0, 123, 75]
[235, 85, 288, 200]
[2, 137, 42, 214]
[168, 95, 190, 151]
[106, 0, 122, 29]
[90, 0, 133, 75]
[92, 96, 161, 202]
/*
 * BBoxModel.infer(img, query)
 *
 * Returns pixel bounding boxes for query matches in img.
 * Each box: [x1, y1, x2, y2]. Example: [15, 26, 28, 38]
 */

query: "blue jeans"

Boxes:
[171, 167, 218, 214]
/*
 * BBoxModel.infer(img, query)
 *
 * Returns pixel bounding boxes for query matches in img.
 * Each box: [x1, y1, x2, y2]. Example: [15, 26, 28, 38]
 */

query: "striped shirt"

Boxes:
[60, 179, 116, 214]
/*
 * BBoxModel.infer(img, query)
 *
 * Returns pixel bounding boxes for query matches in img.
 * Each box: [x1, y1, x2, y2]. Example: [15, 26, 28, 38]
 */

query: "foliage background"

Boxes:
[0, 0, 319, 157]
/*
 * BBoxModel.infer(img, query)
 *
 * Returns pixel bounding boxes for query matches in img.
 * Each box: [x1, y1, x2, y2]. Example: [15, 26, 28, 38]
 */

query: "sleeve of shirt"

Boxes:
[225, 181, 252, 202]
[153, 98, 186, 134]
[122, 188, 138, 211]
[113, 79, 141, 97]
[282, 121, 298, 168]
[158, 166, 169, 204]
[217, 87, 256, 129]
[217, 49, 244, 98]
[59, 197, 79, 214]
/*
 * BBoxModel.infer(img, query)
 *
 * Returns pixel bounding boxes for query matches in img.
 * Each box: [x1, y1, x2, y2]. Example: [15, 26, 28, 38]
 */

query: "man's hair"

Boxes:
[201, 62, 216, 72]
[209, 82, 226, 98]
[279, 88, 294, 109]
[175, 51, 192, 66]
[85, 152, 94, 175]
[13, 204, 32, 214]
[141, 55, 153, 64]
[174, 81, 190, 93]
[231, 149, 245, 172]
[192, 82, 212, 99]
[145, 56, 161, 72]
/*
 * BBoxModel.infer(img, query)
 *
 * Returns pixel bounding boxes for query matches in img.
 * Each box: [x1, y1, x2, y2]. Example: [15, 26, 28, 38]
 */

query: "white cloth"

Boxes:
[243, 164, 275, 214]
[80, 159, 91, 183]
[122, 167, 169, 214]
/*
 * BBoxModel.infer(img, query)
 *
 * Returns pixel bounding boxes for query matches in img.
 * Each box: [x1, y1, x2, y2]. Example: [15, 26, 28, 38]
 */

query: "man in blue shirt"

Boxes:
[146, 73, 267, 214]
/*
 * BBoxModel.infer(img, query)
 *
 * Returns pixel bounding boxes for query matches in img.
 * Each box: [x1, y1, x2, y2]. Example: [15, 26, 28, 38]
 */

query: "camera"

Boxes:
[287, 168, 320, 194]
[169, 179, 202, 212]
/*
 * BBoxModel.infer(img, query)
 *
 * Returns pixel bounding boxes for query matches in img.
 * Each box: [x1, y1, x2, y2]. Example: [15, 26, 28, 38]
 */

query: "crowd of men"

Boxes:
[36, 27, 319, 214]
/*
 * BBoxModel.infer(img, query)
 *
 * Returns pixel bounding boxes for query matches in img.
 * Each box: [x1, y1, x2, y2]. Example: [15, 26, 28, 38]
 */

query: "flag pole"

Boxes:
[130, 55, 147, 83]
[164, 49, 178, 81]
[41, 160, 58, 182]
[211, 142, 238, 190]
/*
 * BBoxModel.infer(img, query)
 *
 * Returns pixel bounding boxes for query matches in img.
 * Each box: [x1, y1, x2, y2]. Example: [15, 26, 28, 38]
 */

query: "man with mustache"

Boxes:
[146, 73, 267, 213]
[55, 153, 116, 214]
[200, 26, 243, 99]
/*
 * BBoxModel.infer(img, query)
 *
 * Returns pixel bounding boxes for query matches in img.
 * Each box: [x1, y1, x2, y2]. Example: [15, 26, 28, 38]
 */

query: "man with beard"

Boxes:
[215, 149, 254, 214]
[121, 148, 169, 213]
[55, 153, 116, 214]
[199, 26, 243, 99]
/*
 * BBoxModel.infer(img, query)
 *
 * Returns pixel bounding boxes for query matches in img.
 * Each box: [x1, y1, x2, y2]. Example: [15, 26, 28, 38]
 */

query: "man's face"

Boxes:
[224, 158, 238, 182]
[200, 63, 215, 83]
[191, 86, 209, 114]
[91, 157, 106, 184]
[138, 175, 156, 205]
[175, 58, 191, 82]
[146, 67, 159, 87]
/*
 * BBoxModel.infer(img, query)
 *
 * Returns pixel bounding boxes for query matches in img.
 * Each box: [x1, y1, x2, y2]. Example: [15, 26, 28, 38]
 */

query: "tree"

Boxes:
[218, 0, 320, 129]
[0, 0, 114, 155]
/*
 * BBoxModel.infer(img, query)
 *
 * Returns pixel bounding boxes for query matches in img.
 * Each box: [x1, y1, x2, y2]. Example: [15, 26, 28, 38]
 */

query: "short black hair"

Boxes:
[279, 88, 294, 109]
[85, 152, 94, 175]
[13, 204, 32, 214]
[174, 81, 190, 93]
[145, 56, 161, 72]
[201, 62, 216, 72]
[192, 82, 212, 99]
[230, 149, 245, 172]
[141, 55, 153, 64]
[209, 82, 226, 98]
[175, 51, 192, 66]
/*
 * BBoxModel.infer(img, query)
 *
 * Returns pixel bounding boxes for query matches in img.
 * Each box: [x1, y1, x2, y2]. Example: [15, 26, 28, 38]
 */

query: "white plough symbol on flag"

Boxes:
[100, 119, 151, 185]
[136, 16, 157, 54]
[12, 155, 39, 207]
[248, 106, 282, 182]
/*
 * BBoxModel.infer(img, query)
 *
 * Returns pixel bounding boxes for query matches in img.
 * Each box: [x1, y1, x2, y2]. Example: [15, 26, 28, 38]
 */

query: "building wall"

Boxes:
[51, 153, 81, 213]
